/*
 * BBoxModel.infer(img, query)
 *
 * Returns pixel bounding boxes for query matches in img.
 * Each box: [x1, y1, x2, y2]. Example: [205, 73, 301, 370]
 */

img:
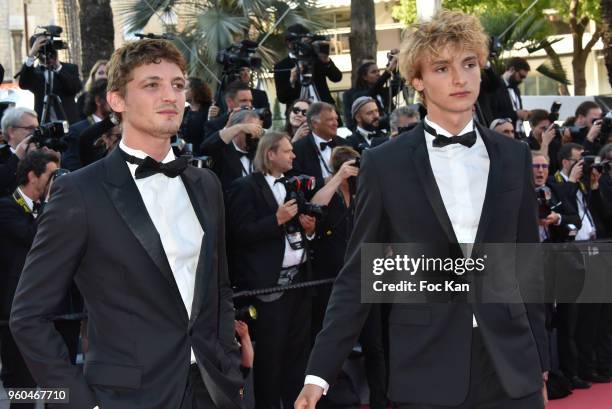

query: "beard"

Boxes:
[361, 120, 380, 132]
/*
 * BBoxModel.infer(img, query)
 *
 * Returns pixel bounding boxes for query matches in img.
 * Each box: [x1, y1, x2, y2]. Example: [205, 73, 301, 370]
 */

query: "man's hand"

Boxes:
[591, 167, 602, 190]
[299, 214, 316, 235]
[277, 199, 298, 225]
[295, 384, 324, 409]
[542, 372, 549, 406]
[14, 135, 35, 159]
[569, 159, 584, 183]
[208, 104, 220, 120]
[541, 125, 556, 147]
[235, 320, 254, 368]
[290, 67, 299, 87]
[517, 110, 531, 121]
[241, 123, 263, 139]
[540, 212, 560, 226]
[28, 36, 47, 59]
[337, 160, 359, 181]
[586, 120, 602, 143]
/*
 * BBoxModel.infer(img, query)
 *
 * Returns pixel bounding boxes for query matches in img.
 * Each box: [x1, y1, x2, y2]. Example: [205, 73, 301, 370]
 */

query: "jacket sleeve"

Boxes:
[9, 175, 97, 409]
[55, 64, 83, 97]
[274, 60, 301, 104]
[321, 59, 342, 83]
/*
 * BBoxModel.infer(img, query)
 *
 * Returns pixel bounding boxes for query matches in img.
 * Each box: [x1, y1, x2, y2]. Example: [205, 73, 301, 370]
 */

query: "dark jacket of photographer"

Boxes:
[18, 61, 82, 125]
[226, 171, 303, 290]
[547, 172, 607, 240]
[0, 146, 19, 197]
[200, 130, 253, 193]
[539, 183, 582, 243]
[274, 56, 342, 110]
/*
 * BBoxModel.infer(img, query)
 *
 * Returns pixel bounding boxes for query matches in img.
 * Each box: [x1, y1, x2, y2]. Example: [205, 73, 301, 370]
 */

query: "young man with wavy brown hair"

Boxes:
[296, 10, 548, 409]
[10, 39, 243, 409]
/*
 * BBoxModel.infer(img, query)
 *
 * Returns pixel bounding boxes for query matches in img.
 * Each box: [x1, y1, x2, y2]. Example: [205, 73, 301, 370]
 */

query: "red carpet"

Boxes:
[547, 382, 612, 409]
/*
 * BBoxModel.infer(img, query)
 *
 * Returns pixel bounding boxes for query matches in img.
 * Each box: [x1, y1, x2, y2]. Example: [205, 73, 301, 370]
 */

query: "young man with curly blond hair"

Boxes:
[296, 10, 548, 409]
[10, 39, 243, 409]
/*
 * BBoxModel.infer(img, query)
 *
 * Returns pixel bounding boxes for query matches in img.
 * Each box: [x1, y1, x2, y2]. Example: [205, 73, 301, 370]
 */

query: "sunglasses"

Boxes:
[532, 164, 549, 169]
[291, 107, 308, 116]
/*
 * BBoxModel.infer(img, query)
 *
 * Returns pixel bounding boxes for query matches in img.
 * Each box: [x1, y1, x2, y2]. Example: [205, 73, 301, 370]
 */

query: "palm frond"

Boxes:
[536, 62, 571, 86]
[116, 0, 181, 33]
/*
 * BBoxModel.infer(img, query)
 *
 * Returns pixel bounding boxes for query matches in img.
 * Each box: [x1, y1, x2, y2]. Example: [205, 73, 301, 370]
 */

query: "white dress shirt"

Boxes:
[305, 117, 490, 394]
[264, 173, 305, 267]
[311, 132, 333, 178]
[503, 78, 525, 136]
[559, 171, 596, 240]
[17, 187, 34, 212]
[120, 140, 204, 364]
[355, 127, 374, 147]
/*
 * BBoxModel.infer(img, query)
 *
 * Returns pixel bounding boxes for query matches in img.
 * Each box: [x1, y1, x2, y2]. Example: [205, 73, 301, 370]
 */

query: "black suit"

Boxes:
[0, 145, 19, 197]
[226, 172, 311, 409]
[346, 130, 386, 152]
[0, 195, 38, 409]
[292, 133, 349, 191]
[9, 148, 243, 409]
[18, 62, 82, 125]
[306, 123, 548, 407]
[200, 131, 251, 193]
[479, 69, 524, 137]
[274, 56, 342, 109]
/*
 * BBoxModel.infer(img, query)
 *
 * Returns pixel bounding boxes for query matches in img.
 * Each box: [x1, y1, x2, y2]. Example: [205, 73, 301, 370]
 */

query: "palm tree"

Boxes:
[599, 0, 611, 87]
[117, 0, 326, 92]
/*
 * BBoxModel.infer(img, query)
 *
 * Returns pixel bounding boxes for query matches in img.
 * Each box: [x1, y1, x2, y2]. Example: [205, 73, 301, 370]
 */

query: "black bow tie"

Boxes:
[319, 140, 337, 151]
[274, 177, 286, 185]
[423, 122, 477, 148]
[120, 149, 189, 179]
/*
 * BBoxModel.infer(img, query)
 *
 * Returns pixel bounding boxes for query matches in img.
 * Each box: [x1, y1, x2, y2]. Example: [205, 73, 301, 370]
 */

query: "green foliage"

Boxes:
[119, 0, 326, 88]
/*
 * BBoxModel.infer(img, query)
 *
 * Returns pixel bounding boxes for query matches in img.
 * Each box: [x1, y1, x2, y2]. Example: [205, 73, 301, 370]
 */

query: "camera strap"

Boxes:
[12, 189, 33, 214]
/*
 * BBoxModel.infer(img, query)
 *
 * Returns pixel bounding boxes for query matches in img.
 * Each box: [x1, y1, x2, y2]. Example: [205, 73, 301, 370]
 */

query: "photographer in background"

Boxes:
[227, 131, 315, 409]
[573, 101, 610, 154]
[179, 77, 213, 155]
[204, 80, 254, 138]
[18, 28, 82, 125]
[62, 78, 110, 170]
[201, 109, 264, 192]
[274, 24, 342, 110]
[343, 54, 403, 130]
[0, 151, 59, 409]
[0, 107, 60, 197]
[389, 106, 420, 138]
[595, 143, 612, 239]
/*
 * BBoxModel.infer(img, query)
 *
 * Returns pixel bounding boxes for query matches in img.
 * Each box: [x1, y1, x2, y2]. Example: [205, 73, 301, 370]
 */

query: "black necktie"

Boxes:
[319, 139, 337, 151]
[423, 122, 477, 148]
[120, 149, 189, 179]
[32, 201, 43, 216]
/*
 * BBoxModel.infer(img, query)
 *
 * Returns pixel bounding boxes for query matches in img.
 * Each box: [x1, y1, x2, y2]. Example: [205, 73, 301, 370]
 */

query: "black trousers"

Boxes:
[253, 288, 311, 409]
[556, 303, 580, 377]
[397, 329, 544, 409]
[179, 364, 216, 409]
[0, 326, 36, 409]
[577, 302, 612, 375]
[359, 304, 387, 409]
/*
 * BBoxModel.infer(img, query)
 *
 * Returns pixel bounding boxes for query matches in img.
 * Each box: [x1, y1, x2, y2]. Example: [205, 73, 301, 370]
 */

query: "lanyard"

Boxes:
[12, 189, 32, 214]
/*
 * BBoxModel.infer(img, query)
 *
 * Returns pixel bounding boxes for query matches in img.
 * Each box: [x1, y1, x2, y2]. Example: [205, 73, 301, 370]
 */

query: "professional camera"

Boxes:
[281, 175, 326, 250]
[31, 25, 67, 64]
[217, 40, 262, 79]
[535, 186, 560, 219]
[348, 157, 360, 196]
[549, 101, 561, 122]
[286, 32, 330, 62]
[582, 154, 611, 181]
[237, 105, 272, 131]
[488, 36, 503, 61]
[596, 112, 612, 146]
[30, 121, 68, 152]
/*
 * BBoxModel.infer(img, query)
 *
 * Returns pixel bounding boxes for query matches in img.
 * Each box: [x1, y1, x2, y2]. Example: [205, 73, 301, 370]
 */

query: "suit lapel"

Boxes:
[103, 148, 187, 318]
[180, 167, 213, 330]
[410, 123, 459, 243]
[254, 173, 279, 212]
[474, 125, 502, 244]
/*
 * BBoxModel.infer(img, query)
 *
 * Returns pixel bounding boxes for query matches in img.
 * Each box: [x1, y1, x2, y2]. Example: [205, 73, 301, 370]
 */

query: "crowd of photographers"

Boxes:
[1, 23, 612, 409]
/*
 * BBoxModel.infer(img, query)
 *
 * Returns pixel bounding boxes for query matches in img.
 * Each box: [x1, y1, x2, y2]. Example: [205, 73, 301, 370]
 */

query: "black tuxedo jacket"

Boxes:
[292, 133, 349, 191]
[226, 172, 293, 290]
[18, 62, 82, 125]
[274, 56, 342, 109]
[0, 196, 36, 320]
[201, 131, 250, 193]
[62, 116, 95, 171]
[9, 148, 242, 409]
[306, 123, 549, 406]
[346, 131, 386, 151]
[479, 69, 522, 132]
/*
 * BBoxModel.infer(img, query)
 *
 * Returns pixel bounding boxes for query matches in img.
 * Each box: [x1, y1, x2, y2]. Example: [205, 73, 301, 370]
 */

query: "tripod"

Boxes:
[40, 65, 68, 124]
[296, 59, 321, 102]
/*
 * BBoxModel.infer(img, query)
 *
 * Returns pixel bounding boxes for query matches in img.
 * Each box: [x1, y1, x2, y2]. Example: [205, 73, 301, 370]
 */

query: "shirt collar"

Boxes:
[312, 132, 331, 149]
[264, 173, 285, 186]
[17, 187, 34, 211]
[356, 126, 375, 141]
[119, 140, 175, 164]
[423, 116, 477, 150]
[92, 114, 102, 123]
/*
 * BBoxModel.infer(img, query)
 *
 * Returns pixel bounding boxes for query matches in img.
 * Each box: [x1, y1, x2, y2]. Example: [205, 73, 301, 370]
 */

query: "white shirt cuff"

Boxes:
[304, 375, 329, 395]
[55, 63, 63, 73]
[25, 56, 35, 67]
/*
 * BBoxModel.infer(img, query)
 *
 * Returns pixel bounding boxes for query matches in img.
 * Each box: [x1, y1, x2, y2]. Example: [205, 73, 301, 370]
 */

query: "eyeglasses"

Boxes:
[532, 164, 549, 169]
[291, 107, 308, 116]
[12, 125, 37, 132]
